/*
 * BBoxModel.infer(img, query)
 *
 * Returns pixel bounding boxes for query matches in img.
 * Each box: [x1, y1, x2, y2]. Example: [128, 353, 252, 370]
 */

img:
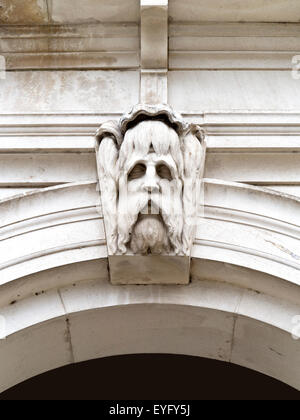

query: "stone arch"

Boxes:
[0, 180, 299, 392]
[0, 286, 299, 392]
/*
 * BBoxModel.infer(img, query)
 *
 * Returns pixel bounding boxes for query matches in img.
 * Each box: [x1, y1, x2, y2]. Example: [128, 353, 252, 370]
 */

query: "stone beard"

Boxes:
[96, 105, 206, 257]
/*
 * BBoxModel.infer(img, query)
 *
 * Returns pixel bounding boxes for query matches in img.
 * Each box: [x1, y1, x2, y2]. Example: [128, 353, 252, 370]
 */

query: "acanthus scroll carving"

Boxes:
[95, 104, 206, 259]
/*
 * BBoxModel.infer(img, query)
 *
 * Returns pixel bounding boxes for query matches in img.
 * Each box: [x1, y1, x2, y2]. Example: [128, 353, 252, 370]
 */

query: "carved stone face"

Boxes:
[96, 104, 206, 259]
[117, 120, 184, 255]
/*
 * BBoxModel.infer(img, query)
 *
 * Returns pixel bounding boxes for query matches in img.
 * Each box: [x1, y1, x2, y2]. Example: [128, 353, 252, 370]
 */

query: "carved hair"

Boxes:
[95, 121, 120, 254]
[119, 120, 184, 176]
[181, 125, 206, 254]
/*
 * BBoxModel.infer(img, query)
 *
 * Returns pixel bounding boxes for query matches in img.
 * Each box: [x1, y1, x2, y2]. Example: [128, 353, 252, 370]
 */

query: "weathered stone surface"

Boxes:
[0, 153, 97, 186]
[169, 0, 300, 22]
[3, 52, 139, 71]
[169, 71, 300, 111]
[0, 0, 48, 24]
[0, 22, 139, 70]
[49, 0, 140, 24]
[0, 70, 139, 113]
[141, 0, 168, 69]
[109, 255, 190, 284]
[140, 70, 168, 104]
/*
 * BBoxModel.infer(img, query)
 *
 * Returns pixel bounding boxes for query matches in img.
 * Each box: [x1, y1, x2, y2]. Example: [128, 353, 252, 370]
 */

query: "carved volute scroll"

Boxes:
[95, 104, 206, 284]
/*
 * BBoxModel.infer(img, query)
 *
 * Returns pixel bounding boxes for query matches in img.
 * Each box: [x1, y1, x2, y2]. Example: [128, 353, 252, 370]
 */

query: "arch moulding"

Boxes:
[0, 178, 299, 392]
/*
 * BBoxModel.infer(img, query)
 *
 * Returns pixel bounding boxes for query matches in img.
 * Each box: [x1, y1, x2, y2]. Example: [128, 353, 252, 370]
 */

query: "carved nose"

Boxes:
[143, 166, 160, 193]
[143, 182, 159, 193]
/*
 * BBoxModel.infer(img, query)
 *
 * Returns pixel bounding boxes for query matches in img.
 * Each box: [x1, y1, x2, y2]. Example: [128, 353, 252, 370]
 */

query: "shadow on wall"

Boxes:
[0, 354, 299, 400]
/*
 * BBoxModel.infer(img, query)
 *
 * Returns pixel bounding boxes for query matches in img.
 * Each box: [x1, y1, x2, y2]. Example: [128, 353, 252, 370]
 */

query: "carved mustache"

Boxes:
[122, 191, 178, 220]
[117, 189, 184, 255]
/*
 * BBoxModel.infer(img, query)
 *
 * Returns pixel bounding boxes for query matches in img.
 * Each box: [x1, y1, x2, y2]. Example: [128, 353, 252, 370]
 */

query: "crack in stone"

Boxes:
[229, 290, 245, 363]
[269, 347, 283, 357]
[265, 239, 300, 261]
[58, 289, 75, 364]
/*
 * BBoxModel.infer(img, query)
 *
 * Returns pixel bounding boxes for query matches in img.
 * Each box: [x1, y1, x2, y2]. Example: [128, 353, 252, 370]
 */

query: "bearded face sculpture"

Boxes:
[118, 119, 184, 256]
[95, 104, 206, 284]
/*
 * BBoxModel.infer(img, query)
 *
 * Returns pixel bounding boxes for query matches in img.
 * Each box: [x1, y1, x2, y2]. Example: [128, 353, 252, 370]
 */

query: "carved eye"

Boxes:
[156, 164, 172, 181]
[128, 163, 146, 181]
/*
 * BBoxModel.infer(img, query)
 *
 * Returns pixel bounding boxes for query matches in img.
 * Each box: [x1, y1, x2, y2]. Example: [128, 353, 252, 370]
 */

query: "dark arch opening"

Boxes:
[1, 354, 299, 400]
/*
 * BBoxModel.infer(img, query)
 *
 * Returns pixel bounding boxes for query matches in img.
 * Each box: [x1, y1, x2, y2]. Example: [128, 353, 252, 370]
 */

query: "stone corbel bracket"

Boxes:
[95, 104, 206, 285]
